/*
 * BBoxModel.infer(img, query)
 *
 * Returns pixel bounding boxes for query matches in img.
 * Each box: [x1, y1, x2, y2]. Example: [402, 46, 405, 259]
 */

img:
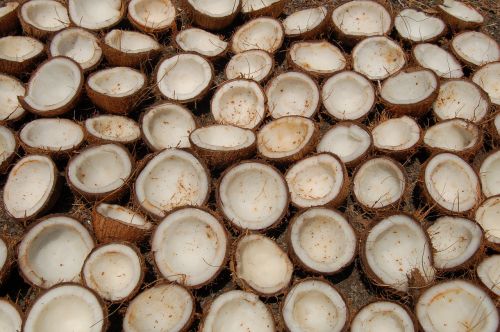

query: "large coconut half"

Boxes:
[18, 215, 95, 288]
[372, 116, 421, 157]
[185, 0, 241, 31]
[475, 195, 500, 251]
[241, 0, 285, 17]
[128, 0, 176, 33]
[102, 29, 161, 68]
[283, 6, 328, 39]
[477, 255, 500, 296]
[225, 50, 274, 82]
[288, 40, 347, 78]
[413, 43, 464, 78]
[231, 17, 284, 54]
[423, 119, 482, 158]
[437, 0, 484, 30]
[19, 0, 70, 39]
[0, 74, 25, 123]
[351, 301, 416, 332]
[0, 298, 22, 332]
[152, 207, 228, 288]
[472, 61, 500, 105]
[0, 125, 17, 173]
[0, 2, 19, 36]
[479, 149, 500, 197]
[175, 28, 228, 59]
[0, 36, 44, 76]
[451, 31, 500, 67]
[68, 0, 125, 31]
[217, 161, 288, 231]
[85, 114, 141, 145]
[395, 9, 446, 43]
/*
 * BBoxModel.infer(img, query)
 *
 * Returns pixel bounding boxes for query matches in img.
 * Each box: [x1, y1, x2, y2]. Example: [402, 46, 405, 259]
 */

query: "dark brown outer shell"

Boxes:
[182, 0, 241, 31]
[127, 1, 176, 34]
[172, 28, 228, 60]
[450, 31, 500, 69]
[224, 50, 275, 83]
[241, 0, 286, 18]
[436, 3, 484, 31]
[283, 6, 330, 40]
[18, 1, 67, 40]
[100, 38, 161, 68]
[350, 299, 418, 331]
[230, 17, 285, 54]
[0, 2, 19, 36]
[0, 42, 45, 77]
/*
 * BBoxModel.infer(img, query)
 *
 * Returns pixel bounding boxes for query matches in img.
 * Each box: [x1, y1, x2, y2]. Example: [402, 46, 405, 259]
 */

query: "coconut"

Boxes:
[232, 233, 293, 296]
[225, 50, 274, 82]
[0, 74, 25, 123]
[288, 41, 347, 78]
[231, 17, 284, 54]
[175, 28, 228, 59]
[0, 125, 16, 173]
[18, 215, 95, 288]
[282, 279, 349, 332]
[475, 195, 500, 251]
[3, 155, 60, 221]
[19, 57, 83, 117]
[82, 242, 144, 302]
[395, 9, 446, 43]
[479, 149, 500, 198]
[0, 2, 19, 36]
[477, 255, 500, 296]
[92, 203, 153, 244]
[351, 301, 416, 332]
[19, 0, 69, 40]
[282, 6, 328, 39]
[217, 161, 288, 231]
[241, 0, 285, 17]
[472, 61, 500, 106]
[23, 283, 107, 332]
[493, 112, 500, 141]
[85, 114, 141, 145]
[437, 0, 484, 30]
[128, 0, 176, 34]
[0, 298, 22, 332]
[372, 116, 422, 158]
[134, 149, 210, 219]
[380, 68, 439, 117]
[189, 125, 256, 168]
[361, 214, 435, 292]
[156, 53, 213, 103]
[285, 154, 349, 208]
[185, 0, 241, 31]
[141, 102, 196, 151]
[0, 236, 13, 285]
[152, 207, 228, 288]
[0, 36, 44, 76]
[102, 29, 161, 68]
[353, 157, 406, 211]
[68, 0, 125, 31]
[412, 43, 464, 78]
[49, 28, 102, 72]
[451, 31, 500, 68]
[266, 72, 320, 118]
[66, 144, 134, 201]
[433, 79, 490, 122]
[200, 290, 275, 332]
[416, 280, 498, 332]
[123, 283, 194, 332]
[322, 71, 375, 121]
[288, 208, 356, 274]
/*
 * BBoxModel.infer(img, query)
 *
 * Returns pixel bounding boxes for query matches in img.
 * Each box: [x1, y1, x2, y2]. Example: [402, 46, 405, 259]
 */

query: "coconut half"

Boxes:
[362, 214, 435, 292]
[0, 298, 22, 332]
[451, 31, 500, 67]
[225, 50, 274, 82]
[477, 255, 500, 296]
[288, 41, 346, 78]
[288, 208, 356, 274]
[413, 43, 464, 78]
[0, 125, 16, 173]
[0, 2, 19, 36]
[217, 161, 288, 231]
[372, 116, 421, 158]
[494, 113, 500, 140]
[283, 6, 328, 39]
[185, 0, 241, 31]
[424, 119, 482, 158]
[351, 301, 416, 332]
[0, 236, 11, 284]
[68, 0, 125, 31]
[18, 215, 95, 288]
[128, 0, 176, 33]
[102, 29, 161, 68]
[20, 57, 83, 117]
[475, 196, 500, 250]
[0, 36, 44, 76]
[416, 280, 498, 332]
[141, 102, 196, 151]
[282, 279, 349, 332]
[19, 0, 70, 39]
[152, 207, 228, 288]
[0, 74, 25, 123]
[241, 0, 285, 17]
[395, 9, 446, 43]
[231, 17, 284, 54]
[480, 149, 500, 198]
[201, 290, 275, 332]
[82, 243, 144, 302]
[437, 0, 484, 30]
[472, 61, 500, 105]
[232, 233, 293, 296]
[175, 28, 228, 58]
[123, 283, 194, 332]
[85, 114, 141, 145]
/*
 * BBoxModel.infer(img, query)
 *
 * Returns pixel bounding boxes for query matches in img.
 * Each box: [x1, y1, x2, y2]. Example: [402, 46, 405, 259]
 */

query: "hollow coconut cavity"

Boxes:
[472, 62, 500, 106]
[351, 301, 415, 332]
[438, 0, 484, 29]
[0, 74, 25, 123]
[103, 29, 160, 65]
[225, 50, 273, 82]
[283, 6, 328, 38]
[68, 0, 125, 31]
[20, 0, 70, 38]
[475, 196, 500, 250]
[413, 43, 464, 78]
[372, 116, 421, 155]
[395, 9, 446, 42]
[128, 0, 176, 33]
[288, 41, 346, 78]
[477, 255, 500, 296]
[288, 207, 356, 274]
[451, 31, 500, 67]
[123, 283, 194, 332]
[152, 207, 228, 288]
[363, 214, 435, 292]
[231, 17, 284, 54]
[233, 234, 293, 296]
[18, 215, 95, 288]
[424, 119, 481, 156]
[85, 115, 141, 145]
[50, 28, 102, 72]
[416, 280, 498, 332]
[211, 79, 265, 129]
[282, 279, 348, 332]
[480, 150, 500, 197]
[0, 36, 44, 75]
[0, 299, 22, 332]
[0, 125, 16, 172]
[175, 28, 227, 58]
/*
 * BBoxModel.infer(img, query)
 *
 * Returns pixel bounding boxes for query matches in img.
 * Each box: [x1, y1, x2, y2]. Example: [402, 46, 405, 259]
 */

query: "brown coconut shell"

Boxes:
[283, 6, 330, 40]
[0, 39, 45, 77]
[100, 38, 162, 69]
[18, 0, 68, 40]
[242, 0, 286, 18]
[436, 2, 484, 31]
[0, 2, 20, 36]
[450, 31, 500, 69]
[183, 0, 241, 31]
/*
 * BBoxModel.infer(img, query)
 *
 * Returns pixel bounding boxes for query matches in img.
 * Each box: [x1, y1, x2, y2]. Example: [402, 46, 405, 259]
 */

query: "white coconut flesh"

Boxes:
[452, 31, 500, 66]
[68, 0, 124, 30]
[176, 28, 227, 57]
[433, 80, 489, 122]
[234, 234, 292, 295]
[20, 118, 84, 152]
[286, 154, 345, 208]
[21, 0, 70, 33]
[0, 238, 6, 275]
[0, 74, 25, 122]
[266, 72, 319, 118]
[23, 284, 105, 332]
[283, 6, 327, 36]
[353, 37, 406, 80]
[0, 299, 22, 332]
[219, 162, 288, 230]
[372, 116, 420, 151]
[381, 70, 438, 105]
[83, 243, 142, 302]
[416, 280, 499, 332]
[88, 67, 144, 98]
[18, 215, 94, 288]
[23, 57, 82, 113]
[67, 144, 132, 195]
[413, 43, 464, 78]
[157, 53, 212, 102]
[50, 28, 101, 71]
[152, 207, 227, 287]
[0, 126, 16, 165]
[96, 203, 152, 230]
[480, 150, 500, 197]
[135, 149, 209, 218]
[85, 115, 141, 143]
[289, 41, 346, 75]
[365, 214, 435, 292]
[0, 2, 18, 19]
[282, 280, 348, 332]
[351, 301, 415, 332]
[472, 62, 500, 105]
[332, 1, 392, 37]
[141, 103, 196, 150]
[424, 153, 480, 213]
[190, 125, 255, 151]
[317, 123, 372, 164]
[3, 155, 56, 219]
[475, 196, 500, 246]
[354, 158, 405, 209]
[232, 17, 283, 54]
[289, 208, 356, 273]
[427, 216, 482, 270]
[123, 283, 193, 332]
[212, 79, 265, 129]
[225, 50, 273, 82]
[202, 290, 275, 332]
[424, 120, 479, 152]
[495, 113, 500, 135]
[128, 0, 175, 31]
[104, 29, 160, 54]
[0, 36, 43, 62]
[395, 9, 445, 42]
[187, 0, 240, 18]
[322, 71, 375, 120]
[477, 255, 500, 296]
[439, 0, 484, 24]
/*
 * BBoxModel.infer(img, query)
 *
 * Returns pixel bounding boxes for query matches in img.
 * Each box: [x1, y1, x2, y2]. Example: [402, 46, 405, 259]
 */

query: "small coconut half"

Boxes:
[0, 36, 44, 76]
[283, 6, 328, 39]
[241, 0, 285, 17]
[423, 119, 482, 158]
[475, 195, 500, 251]
[0, 298, 22, 332]
[175, 28, 228, 58]
[217, 161, 288, 231]
[288, 41, 347, 78]
[0, 74, 25, 123]
[128, 0, 176, 34]
[231, 17, 284, 54]
[395, 9, 446, 43]
[0, 125, 17, 173]
[372, 116, 422, 158]
[85, 114, 141, 145]
[451, 31, 500, 68]
[68, 0, 125, 31]
[282, 279, 349, 332]
[225, 50, 274, 82]
[152, 207, 228, 288]
[185, 0, 241, 31]
[0, 236, 11, 284]
[0, 2, 19, 36]
[413, 43, 464, 78]
[472, 61, 500, 106]
[479, 149, 500, 198]
[477, 255, 500, 296]
[351, 301, 416, 332]
[18, 215, 95, 288]
[232, 233, 293, 296]
[437, 0, 484, 30]
[19, 0, 70, 39]
[102, 29, 161, 68]
[288, 208, 356, 274]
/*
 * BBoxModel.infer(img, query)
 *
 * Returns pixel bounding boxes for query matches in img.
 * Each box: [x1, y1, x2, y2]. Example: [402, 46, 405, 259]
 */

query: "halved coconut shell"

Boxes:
[225, 49, 274, 82]
[372, 115, 422, 159]
[283, 6, 328, 39]
[0, 298, 22, 332]
[0, 125, 17, 174]
[231, 17, 284, 54]
[175, 28, 227, 59]
[184, 0, 241, 31]
[477, 255, 500, 297]
[19, 0, 70, 39]
[351, 301, 417, 332]
[475, 195, 500, 251]
[85, 114, 141, 145]
[68, 0, 125, 31]
[472, 61, 500, 106]
[0, 2, 19, 36]
[0, 74, 25, 124]
[395, 8, 446, 43]
[128, 0, 176, 34]
[288, 40, 347, 78]
[412, 43, 464, 78]
[479, 149, 500, 198]
[0, 36, 44, 76]
[493, 112, 500, 142]
[241, 0, 285, 18]
[0, 235, 14, 285]
[437, 0, 484, 31]
[102, 29, 161, 68]
[451, 31, 500, 68]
